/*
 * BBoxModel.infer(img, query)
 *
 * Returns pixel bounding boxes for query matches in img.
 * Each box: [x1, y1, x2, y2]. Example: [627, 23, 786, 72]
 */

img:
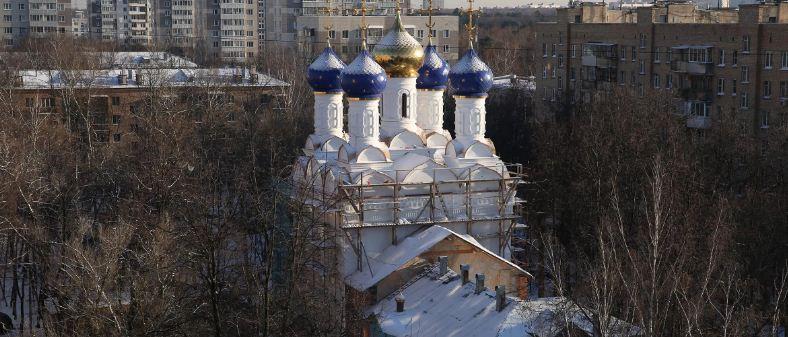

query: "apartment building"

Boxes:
[2, 0, 76, 46]
[262, 0, 445, 44]
[296, 14, 459, 61]
[534, 2, 788, 134]
[1, 52, 287, 145]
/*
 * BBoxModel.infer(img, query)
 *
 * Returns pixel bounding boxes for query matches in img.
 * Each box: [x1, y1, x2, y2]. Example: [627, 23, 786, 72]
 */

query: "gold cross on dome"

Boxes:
[461, 0, 482, 48]
[318, 0, 340, 16]
[353, 0, 370, 49]
[417, 0, 436, 41]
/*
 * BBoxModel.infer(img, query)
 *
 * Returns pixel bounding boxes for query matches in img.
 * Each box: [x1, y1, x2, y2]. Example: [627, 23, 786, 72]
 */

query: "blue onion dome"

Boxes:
[341, 49, 388, 99]
[417, 44, 450, 90]
[449, 48, 493, 97]
[307, 46, 346, 93]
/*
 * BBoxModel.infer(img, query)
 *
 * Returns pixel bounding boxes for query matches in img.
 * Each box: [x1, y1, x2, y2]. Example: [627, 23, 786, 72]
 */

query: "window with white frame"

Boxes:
[542, 65, 547, 79]
[718, 49, 725, 66]
[639, 60, 645, 74]
[763, 81, 771, 98]
[741, 92, 749, 109]
[443, 30, 449, 38]
[571, 44, 576, 58]
[781, 81, 788, 98]
[666, 74, 672, 89]
[654, 47, 660, 63]
[689, 101, 709, 117]
[782, 51, 788, 69]
[764, 52, 773, 69]
[742, 35, 750, 52]
[741, 66, 749, 83]
[732, 79, 737, 95]
[732, 50, 738, 65]
[760, 110, 769, 128]
[717, 78, 725, 95]
[653, 74, 660, 88]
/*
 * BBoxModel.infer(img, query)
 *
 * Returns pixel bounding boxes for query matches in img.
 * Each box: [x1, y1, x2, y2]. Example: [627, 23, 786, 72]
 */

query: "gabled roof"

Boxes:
[367, 266, 641, 337]
[344, 225, 529, 291]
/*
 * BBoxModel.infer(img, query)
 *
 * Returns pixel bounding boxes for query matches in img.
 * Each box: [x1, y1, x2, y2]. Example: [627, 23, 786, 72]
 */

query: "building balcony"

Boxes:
[670, 60, 714, 75]
[678, 88, 714, 102]
[581, 55, 617, 68]
[686, 115, 711, 129]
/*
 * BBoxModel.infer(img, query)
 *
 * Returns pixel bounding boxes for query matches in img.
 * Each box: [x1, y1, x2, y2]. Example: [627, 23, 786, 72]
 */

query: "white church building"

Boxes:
[290, 5, 532, 322]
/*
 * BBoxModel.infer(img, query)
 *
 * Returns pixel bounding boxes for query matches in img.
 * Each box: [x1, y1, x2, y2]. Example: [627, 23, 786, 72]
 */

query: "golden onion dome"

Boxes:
[373, 12, 424, 78]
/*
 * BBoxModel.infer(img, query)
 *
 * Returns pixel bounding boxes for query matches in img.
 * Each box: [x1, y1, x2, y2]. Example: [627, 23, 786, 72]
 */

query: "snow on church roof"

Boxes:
[368, 266, 642, 337]
[344, 225, 529, 291]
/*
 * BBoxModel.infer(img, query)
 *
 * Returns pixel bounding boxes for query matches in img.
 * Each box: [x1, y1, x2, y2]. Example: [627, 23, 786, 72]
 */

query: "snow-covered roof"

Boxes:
[94, 52, 198, 69]
[368, 266, 641, 337]
[344, 225, 529, 291]
[14, 68, 288, 90]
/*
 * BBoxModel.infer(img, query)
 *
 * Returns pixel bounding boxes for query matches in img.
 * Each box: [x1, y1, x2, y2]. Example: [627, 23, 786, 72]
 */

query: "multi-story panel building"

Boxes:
[296, 14, 459, 62]
[534, 2, 788, 134]
[262, 0, 436, 44]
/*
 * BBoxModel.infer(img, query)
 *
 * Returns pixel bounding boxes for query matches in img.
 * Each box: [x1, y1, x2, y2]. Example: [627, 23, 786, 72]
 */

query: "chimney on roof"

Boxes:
[460, 264, 470, 284]
[117, 70, 128, 85]
[474, 273, 485, 294]
[395, 293, 405, 312]
[135, 71, 145, 86]
[495, 285, 506, 312]
[438, 256, 448, 275]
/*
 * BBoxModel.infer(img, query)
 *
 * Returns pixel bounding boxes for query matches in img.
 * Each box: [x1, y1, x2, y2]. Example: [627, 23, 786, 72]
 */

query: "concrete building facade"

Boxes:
[534, 2, 788, 134]
[296, 14, 459, 61]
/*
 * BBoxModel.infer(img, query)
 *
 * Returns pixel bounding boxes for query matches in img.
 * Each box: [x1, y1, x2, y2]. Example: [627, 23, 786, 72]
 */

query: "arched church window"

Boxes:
[401, 93, 408, 118]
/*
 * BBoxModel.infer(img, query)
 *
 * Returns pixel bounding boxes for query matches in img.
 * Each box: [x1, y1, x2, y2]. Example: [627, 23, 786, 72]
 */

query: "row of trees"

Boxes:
[0, 38, 346, 336]
[522, 89, 787, 336]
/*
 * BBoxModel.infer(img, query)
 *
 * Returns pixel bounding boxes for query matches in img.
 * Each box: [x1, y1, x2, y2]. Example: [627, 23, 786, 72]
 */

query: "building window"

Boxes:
[112, 115, 121, 124]
[782, 51, 788, 69]
[621, 46, 627, 60]
[401, 93, 408, 118]
[741, 92, 749, 109]
[764, 52, 773, 69]
[570, 44, 576, 58]
[443, 45, 449, 53]
[717, 78, 725, 95]
[551, 44, 556, 57]
[760, 110, 769, 128]
[542, 66, 547, 79]
[639, 33, 646, 48]
[328, 30, 335, 39]
[718, 49, 725, 66]
[742, 35, 750, 52]
[619, 70, 626, 85]
[113, 133, 122, 142]
[416, 29, 423, 38]
[443, 30, 449, 38]
[732, 79, 737, 95]
[639, 60, 645, 74]
[667, 48, 672, 62]
[342, 30, 348, 39]
[654, 47, 660, 63]
[631, 46, 636, 61]
[112, 96, 120, 105]
[732, 50, 738, 66]
[781, 81, 788, 98]
[570, 68, 576, 81]
[763, 81, 771, 98]
[653, 74, 660, 88]
[740, 66, 749, 83]
[558, 54, 564, 68]
[542, 43, 547, 57]
[25, 97, 34, 107]
[666, 74, 672, 89]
